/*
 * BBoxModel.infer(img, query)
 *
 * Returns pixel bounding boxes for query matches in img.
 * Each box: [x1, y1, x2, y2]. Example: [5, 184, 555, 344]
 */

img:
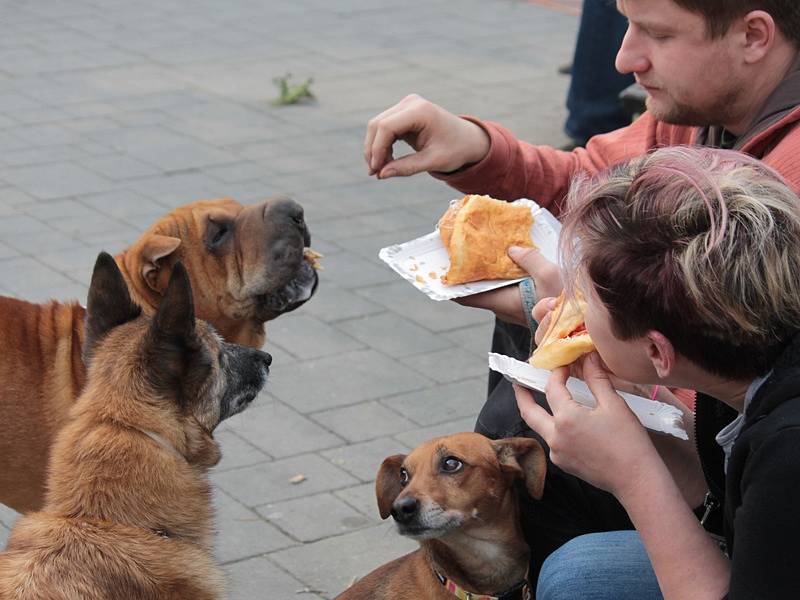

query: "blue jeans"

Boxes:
[565, 0, 635, 144]
[536, 531, 663, 600]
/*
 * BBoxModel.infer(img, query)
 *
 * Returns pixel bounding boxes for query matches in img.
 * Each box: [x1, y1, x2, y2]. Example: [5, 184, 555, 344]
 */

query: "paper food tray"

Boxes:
[488, 353, 688, 440]
[378, 198, 561, 301]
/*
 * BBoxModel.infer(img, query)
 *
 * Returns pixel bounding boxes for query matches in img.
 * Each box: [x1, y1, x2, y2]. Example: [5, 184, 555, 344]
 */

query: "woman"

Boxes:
[517, 147, 800, 599]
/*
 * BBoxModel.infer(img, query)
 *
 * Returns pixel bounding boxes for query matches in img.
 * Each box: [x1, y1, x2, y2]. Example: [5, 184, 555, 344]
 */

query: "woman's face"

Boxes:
[581, 284, 658, 384]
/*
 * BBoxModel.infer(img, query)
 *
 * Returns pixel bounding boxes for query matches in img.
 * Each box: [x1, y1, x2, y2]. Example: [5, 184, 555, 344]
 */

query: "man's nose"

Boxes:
[391, 496, 419, 524]
[615, 28, 650, 75]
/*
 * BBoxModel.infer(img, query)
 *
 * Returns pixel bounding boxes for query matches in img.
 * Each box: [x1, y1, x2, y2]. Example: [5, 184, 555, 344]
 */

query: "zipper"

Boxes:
[699, 491, 720, 527]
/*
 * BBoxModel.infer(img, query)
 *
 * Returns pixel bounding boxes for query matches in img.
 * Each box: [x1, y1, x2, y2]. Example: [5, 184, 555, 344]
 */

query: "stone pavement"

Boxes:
[0, 0, 576, 597]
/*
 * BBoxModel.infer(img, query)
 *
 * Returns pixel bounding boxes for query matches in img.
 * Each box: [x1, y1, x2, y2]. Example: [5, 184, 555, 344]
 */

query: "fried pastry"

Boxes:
[530, 290, 595, 369]
[438, 195, 535, 285]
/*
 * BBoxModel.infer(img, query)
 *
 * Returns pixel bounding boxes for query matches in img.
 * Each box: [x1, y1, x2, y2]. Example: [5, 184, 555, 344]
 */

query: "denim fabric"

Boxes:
[565, 0, 635, 144]
[536, 531, 663, 600]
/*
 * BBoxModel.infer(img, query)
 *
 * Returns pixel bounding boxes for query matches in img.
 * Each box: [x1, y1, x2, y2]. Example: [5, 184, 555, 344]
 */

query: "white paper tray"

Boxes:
[378, 198, 562, 301]
[488, 353, 688, 439]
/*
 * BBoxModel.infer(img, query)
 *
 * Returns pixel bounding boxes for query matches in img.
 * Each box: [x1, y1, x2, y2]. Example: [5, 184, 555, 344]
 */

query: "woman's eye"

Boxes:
[441, 457, 463, 473]
[399, 468, 409, 485]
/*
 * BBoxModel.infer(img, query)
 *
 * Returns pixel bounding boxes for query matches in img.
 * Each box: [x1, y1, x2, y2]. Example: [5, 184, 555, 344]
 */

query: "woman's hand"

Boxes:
[514, 352, 661, 498]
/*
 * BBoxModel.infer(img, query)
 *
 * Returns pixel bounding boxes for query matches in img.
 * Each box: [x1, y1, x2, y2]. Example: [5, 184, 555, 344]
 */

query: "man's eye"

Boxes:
[400, 468, 409, 485]
[441, 457, 463, 473]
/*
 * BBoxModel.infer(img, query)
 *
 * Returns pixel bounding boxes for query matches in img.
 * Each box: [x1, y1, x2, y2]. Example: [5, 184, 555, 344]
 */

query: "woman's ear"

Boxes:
[646, 330, 675, 379]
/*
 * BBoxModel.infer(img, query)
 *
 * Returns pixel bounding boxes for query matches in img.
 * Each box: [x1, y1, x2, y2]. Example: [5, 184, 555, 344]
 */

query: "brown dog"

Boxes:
[336, 432, 546, 600]
[0, 196, 317, 514]
[0, 252, 271, 599]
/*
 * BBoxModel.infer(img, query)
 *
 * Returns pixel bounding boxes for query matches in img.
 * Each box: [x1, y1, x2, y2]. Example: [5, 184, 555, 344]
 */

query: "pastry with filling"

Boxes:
[438, 195, 535, 285]
[529, 290, 595, 369]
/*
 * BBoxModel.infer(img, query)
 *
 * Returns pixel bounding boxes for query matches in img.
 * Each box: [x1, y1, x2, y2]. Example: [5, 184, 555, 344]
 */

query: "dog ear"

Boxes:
[83, 252, 142, 363]
[139, 234, 181, 294]
[375, 454, 407, 520]
[151, 262, 196, 343]
[492, 437, 547, 500]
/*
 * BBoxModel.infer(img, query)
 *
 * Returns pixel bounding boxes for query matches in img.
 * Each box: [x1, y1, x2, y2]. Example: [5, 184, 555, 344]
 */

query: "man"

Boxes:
[364, 0, 800, 581]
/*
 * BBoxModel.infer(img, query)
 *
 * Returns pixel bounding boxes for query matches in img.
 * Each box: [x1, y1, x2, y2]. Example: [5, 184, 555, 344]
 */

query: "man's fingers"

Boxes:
[378, 148, 433, 179]
[514, 384, 554, 440]
[364, 97, 417, 173]
[508, 246, 563, 300]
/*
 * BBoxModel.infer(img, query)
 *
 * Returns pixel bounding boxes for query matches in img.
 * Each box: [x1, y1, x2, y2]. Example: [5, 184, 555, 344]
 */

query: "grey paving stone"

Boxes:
[22, 199, 98, 221]
[0, 524, 9, 548]
[256, 492, 375, 542]
[205, 161, 272, 184]
[265, 313, 364, 360]
[0, 504, 20, 529]
[356, 280, 493, 332]
[0, 162, 114, 200]
[311, 401, 418, 444]
[268, 349, 432, 413]
[212, 488, 295, 564]
[212, 454, 358, 507]
[320, 437, 412, 482]
[335, 311, 453, 358]
[0, 256, 76, 295]
[213, 429, 272, 472]
[270, 522, 417, 598]
[223, 399, 344, 459]
[443, 321, 497, 358]
[224, 556, 325, 600]
[0, 213, 53, 237]
[393, 416, 480, 449]
[78, 189, 167, 219]
[332, 225, 431, 261]
[37, 245, 102, 275]
[381, 377, 488, 426]
[79, 153, 162, 180]
[399, 346, 488, 384]
[49, 213, 130, 238]
[334, 482, 381, 519]
[314, 251, 396, 289]
[295, 282, 384, 323]
[0, 187, 38, 206]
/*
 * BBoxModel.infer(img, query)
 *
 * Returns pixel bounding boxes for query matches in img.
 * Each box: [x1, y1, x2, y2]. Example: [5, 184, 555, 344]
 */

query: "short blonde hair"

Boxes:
[561, 146, 800, 378]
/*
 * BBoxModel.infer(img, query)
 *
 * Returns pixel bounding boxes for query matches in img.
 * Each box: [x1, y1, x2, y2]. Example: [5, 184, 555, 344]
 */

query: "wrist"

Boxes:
[460, 119, 491, 167]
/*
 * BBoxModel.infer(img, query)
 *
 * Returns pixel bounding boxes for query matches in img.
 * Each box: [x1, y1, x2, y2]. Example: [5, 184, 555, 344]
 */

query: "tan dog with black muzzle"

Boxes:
[0, 197, 318, 514]
[336, 432, 546, 600]
[0, 252, 271, 600]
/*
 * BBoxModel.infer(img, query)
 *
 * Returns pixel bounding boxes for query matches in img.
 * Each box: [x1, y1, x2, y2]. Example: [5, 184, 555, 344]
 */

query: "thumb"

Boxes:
[508, 246, 556, 278]
[378, 148, 435, 178]
[582, 352, 620, 406]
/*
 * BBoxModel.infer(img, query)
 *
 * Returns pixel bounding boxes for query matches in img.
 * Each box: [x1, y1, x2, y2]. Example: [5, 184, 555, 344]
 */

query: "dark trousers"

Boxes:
[477, 318, 634, 584]
[564, 0, 635, 144]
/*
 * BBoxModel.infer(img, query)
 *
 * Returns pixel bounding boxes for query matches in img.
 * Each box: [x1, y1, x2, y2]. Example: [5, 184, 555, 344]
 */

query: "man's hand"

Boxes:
[364, 94, 491, 179]
[455, 246, 563, 327]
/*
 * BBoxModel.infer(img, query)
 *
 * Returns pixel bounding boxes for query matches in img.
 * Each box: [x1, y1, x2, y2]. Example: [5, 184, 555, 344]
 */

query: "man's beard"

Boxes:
[645, 88, 740, 129]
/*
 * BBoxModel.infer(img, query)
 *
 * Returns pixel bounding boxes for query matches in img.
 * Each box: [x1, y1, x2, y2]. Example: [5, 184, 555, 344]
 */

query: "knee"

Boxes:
[536, 535, 600, 600]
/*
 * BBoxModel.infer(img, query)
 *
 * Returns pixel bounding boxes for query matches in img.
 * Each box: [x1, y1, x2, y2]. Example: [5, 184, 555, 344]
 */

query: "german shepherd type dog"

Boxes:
[0, 252, 271, 600]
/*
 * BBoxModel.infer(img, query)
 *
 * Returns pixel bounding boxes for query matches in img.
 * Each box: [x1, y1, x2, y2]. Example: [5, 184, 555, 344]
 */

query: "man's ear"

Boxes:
[375, 454, 407, 519]
[492, 437, 547, 500]
[138, 234, 181, 294]
[741, 10, 777, 64]
[150, 262, 197, 345]
[646, 330, 675, 379]
[83, 252, 142, 363]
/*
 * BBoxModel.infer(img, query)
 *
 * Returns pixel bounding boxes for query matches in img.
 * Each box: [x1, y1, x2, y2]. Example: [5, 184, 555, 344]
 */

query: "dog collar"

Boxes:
[434, 570, 531, 600]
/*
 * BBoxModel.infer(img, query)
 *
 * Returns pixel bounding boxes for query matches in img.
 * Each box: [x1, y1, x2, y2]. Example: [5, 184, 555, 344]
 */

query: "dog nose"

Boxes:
[257, 350, 272, 368]
[391, 496, 419, 524]
[263, 198, 305, 228]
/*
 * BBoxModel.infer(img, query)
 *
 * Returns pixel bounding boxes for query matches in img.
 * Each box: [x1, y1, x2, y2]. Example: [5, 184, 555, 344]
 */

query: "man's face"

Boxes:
[616, 0, 745, 127]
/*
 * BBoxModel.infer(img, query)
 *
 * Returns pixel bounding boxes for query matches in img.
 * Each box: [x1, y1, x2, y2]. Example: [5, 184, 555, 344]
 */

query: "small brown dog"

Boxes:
[336, 432, 546, 600]
[0, 252, 271, 599]
[0, 196, 317, 514]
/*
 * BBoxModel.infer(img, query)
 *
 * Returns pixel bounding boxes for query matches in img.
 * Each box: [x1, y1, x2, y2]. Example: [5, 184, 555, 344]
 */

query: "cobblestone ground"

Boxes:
[0, 0, 576, 597]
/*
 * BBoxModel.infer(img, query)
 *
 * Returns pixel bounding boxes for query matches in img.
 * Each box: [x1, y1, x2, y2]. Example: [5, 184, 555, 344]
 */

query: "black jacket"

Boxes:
[696, 333, 800, 599]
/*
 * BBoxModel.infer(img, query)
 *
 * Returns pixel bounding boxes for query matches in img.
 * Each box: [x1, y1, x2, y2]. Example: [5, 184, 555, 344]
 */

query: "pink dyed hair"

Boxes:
[560, 146, 800, 378]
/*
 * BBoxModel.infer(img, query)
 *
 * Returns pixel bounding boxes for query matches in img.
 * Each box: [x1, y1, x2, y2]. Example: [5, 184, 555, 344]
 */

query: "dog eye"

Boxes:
[399, 467, 409, 485]
[206, 220, 232, 249]
[441, 457, 463, 473]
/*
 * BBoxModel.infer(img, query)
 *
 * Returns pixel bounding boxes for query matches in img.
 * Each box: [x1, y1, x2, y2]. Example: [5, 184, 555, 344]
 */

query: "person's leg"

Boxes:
[537, 531, 663, 600]
[564, 0, 634, 145]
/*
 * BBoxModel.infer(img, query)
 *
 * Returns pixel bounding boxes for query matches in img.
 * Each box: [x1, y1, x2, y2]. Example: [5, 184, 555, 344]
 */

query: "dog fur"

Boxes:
[335, 432, 546, 599]
[0, 252, 270, 600]
[0, 196, 316, 514]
